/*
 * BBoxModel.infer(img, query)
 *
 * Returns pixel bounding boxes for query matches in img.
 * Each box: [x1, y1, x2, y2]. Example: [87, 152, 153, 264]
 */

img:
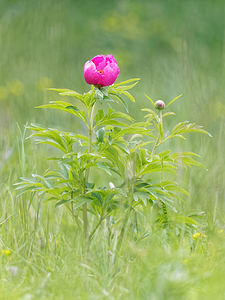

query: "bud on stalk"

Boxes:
[154, 100, 165, 110]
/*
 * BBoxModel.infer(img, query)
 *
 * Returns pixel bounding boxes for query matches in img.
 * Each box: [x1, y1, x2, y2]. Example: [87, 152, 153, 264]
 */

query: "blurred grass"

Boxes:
[0, 0, 225, 299]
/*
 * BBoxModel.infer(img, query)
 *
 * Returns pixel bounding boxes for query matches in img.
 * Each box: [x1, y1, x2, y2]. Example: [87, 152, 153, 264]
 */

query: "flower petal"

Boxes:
[83, 61, 101, 85]
[92, 55, 107, 71]
[100, 63, 119, 86]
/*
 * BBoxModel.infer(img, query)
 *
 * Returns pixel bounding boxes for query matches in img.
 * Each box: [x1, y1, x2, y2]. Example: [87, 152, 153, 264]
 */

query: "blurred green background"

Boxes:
[0, 1, 225, 299]
[1, 0, 224, 211]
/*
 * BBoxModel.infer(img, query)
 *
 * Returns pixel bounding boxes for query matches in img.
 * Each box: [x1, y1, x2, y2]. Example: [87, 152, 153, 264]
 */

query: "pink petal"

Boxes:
[99, 63, 119, 86]
[83, 61, 101, 85]
[106, 54, 118, 64]
[92, 55, 107, 71]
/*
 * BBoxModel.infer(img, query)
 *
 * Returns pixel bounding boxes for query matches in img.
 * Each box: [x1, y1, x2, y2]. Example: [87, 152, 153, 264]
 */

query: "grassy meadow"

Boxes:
[1, 0, 225, 299]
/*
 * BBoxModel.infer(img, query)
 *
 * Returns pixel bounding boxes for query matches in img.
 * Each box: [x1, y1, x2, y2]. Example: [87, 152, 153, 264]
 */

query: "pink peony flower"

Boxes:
[83, 54, 119, 87]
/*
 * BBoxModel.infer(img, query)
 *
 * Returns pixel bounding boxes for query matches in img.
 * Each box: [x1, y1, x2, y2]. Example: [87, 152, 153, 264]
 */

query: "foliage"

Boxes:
[15, 79, 210, 253]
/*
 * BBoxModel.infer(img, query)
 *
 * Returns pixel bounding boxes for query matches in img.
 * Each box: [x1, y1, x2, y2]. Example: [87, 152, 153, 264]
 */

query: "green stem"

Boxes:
[82, 203, 88, 247]
[89, 214, 106, 241]
[116, 154, 136, 254]
[151, 111, 163, 156]
[116, 205, 133, 254]
[151, 136, 160, 156]
[67, 204, 81, 230]
[83, 103, 96, 250]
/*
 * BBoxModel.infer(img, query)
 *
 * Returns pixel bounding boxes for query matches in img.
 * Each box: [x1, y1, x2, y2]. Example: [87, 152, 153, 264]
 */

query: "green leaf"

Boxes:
[114, 142, 130, 154]
[121, 91, 135, 102]
[72, 196, 93, 210]
[66, 105, 79, 112]
[95, 109, 104, 124]
[171, 152, 200, 159]
[133, 191, 150, 206]
[111, 111, 133, 122]
[102, 146, 124, 176]
[113, 78, 140, 87]
[94, 108, 132, 128]
[55, 199, 71, 207]
[182, 157, 206, 169]
[36, 101, 87, 125]
[48, 88, 85, 104]
[142, 108, 158, 119]
[163, 112, 176, 118]
[95, 88, 104, 103]
[144, 94, 155, 107]
[114, 125, 152, 138]
[171, 214, 198, 225]
[171, 121, 211, 137]
[166, 94, 183, 108]
[112, 82, 139, 91]
[140, 163, 176, 176]
[96, 127, 105, 143]
[110, 94, 129, 112]
[96, 162, 112, 175]
[27, 125, 78, 153]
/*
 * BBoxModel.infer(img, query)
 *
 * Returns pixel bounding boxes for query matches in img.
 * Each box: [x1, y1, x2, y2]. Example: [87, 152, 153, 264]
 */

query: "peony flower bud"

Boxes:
[154, 100, 165, 110]
[83, 54, 119, 87]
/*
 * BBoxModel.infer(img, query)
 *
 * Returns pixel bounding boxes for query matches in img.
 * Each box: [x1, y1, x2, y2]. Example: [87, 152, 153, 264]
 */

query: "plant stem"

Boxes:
[89, 214, 106, 241]
[116, 205, 133, 254]
[82, 127, 92, 245]
[116, 153, 136, 254]
[83, 103, 96, 251]
[82, 203, 88, 248]
[151, 111, 163, 156]
[67, 204, 81, 230]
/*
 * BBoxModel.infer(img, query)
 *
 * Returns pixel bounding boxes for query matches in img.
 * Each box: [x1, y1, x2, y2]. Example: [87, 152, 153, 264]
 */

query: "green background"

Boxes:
[1, 0, 224, 210]
[0, 1, 225, 299]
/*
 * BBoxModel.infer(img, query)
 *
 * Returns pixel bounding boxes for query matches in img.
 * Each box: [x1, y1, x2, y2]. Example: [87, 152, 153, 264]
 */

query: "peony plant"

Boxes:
[15, 54, 210, 254]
